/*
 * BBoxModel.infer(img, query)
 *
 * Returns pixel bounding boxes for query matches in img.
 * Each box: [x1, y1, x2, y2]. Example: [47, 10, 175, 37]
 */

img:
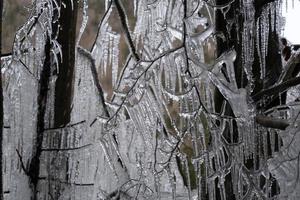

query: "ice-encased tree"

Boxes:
[1, 0, 300, 199]
[0, 0, 4, 199]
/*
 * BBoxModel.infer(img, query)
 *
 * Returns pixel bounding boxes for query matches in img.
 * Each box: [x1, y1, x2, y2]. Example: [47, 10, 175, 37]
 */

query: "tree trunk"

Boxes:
[54, 0, 79, 127]
[28, 37, 52, 200]
[0, 0, 3, 199]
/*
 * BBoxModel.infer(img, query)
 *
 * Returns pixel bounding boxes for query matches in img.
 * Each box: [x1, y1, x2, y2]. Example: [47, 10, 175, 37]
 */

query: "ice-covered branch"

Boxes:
[255, 115, 289, 130]
[77, 47, 110, 117]
[96, 45, 183, 125]
[252, 77, 300, 102]
[41, 143, 92, 152]
[114, 0, 140, 61]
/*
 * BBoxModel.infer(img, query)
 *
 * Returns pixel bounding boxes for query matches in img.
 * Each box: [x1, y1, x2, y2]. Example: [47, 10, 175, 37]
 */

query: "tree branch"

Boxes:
[277, 55, 300, 83]
[77, 47, 110, 118]
[15, 149, 29, 176]
[255, 115, 289, 130]
[114, 0, 140, 61]
[41, 144, 92, 152]
[252, 77, 300, 102]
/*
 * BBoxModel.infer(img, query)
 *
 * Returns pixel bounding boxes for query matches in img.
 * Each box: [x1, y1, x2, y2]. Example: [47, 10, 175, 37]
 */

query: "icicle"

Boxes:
[270, 3, 276, 32]
[76, 0, 89, 47]
[98, 139, 120, 181]
[256, 19, 264, 80]
[111, 33, 120, 87]
[260, 14, 267, 80]
[184, 155, 192, 200]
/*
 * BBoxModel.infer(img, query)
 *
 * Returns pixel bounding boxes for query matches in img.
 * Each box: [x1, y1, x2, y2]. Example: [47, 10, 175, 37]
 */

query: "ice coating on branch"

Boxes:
[268, 103, 300, 199]
[91, 3, 122, 100]
[2, 59, 39, 200]
[89, 0, 287, 198]
[2, 1, 56, 198]
[3, 0, 300, 199]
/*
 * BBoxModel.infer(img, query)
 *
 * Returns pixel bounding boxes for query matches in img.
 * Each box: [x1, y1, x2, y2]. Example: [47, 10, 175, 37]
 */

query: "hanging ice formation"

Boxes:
[2, 0, 300, 199]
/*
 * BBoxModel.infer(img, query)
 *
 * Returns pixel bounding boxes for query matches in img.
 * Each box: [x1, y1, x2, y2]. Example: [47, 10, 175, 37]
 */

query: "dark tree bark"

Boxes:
[54, 0, 79, 127]
[253, 6, 282, 110]
[214, 0, 282, 199]
[29, 37, 52, 200]
[26, 1, 79, 198]
[214, 1, 241, 199]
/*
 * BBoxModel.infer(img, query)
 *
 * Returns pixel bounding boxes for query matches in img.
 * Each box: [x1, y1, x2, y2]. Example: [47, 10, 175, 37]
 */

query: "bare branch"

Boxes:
[15, 149, 29, 176]
[41, 144, 92, 152]
[114, 0, 140, 61]
[252, 77, 300, 102]
[255, 115, 289, 130]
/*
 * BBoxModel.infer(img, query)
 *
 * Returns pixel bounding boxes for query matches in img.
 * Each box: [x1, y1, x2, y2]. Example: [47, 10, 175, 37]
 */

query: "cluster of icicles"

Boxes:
[2, 0, 300, 199]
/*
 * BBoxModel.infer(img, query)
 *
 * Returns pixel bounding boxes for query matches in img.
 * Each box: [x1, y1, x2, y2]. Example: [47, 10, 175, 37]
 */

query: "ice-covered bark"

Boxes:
[2, 35, 45, 200]
[0, 0, 3, 198]
[37, 47, 129, 199]
[268, 101, 300, 200]
[2, 58, 38, 200]
[3, 0, 300, 199]
[2, 1, 51, 198]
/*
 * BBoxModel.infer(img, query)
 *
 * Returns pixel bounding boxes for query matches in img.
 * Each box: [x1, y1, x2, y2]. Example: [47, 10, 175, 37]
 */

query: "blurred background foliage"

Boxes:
[1, 0, 105, 54]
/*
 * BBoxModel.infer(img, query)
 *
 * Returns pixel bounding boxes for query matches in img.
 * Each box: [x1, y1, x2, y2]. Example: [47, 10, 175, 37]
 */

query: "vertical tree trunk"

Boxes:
[29, 37, 52, 200]
[46, 1, 79, 198]
[0, 0, 3, 199]
[28, 1, 79, 198]
[54, 0, 79, 127]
